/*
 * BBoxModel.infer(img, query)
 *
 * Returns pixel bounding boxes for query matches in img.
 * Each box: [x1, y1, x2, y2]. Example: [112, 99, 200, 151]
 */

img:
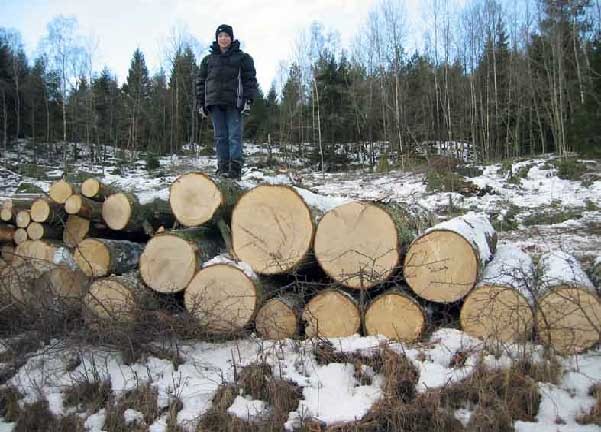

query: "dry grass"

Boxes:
[578, 384, 601, 425]
[2, 397, 86, 432]
[63, 379, 111, 413]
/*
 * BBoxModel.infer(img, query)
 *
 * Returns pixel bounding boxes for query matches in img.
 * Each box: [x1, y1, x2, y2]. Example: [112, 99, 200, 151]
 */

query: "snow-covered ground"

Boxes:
[1, 141, 601, 430]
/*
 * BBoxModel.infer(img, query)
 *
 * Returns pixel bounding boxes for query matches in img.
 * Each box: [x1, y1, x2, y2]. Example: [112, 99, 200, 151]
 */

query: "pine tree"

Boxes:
[123, 48, 151, 152]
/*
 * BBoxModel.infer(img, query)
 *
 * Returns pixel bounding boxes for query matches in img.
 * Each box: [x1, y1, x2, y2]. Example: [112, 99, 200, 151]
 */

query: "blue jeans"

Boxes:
[209, 105, 243, 163]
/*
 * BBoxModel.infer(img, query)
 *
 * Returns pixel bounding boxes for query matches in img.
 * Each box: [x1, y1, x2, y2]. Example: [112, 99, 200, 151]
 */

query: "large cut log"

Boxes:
[81, 178, 118, 200]
[13, 228, 28, 245]
[302, 289, 361, 338]
[65, 194, 103, 220]
[314, 201, 430, 289]
[49, 179, 74, 204]
[102, 192, 174, 232]
[460, 245, 535, 343]
[15, 210, 30, 228]
[404, 212, 497, 303]
[140, 228, 224, 293]
[255, 293, 301, 340]
[169, 173, 242, 227]
[27, 222, 62, 241]
[30, 198, 65, 224]
[231, 185, 315, 275]
[84, 275, 139, 323]
[0, 225, 15, 243]
[184, 262, 261, 333]
[14, 240, 74, 272]
[74, 238, 144, 277]
[0, 259, 43, 305]
[63, 215, 91, 247]
[364, 288, 427, 342]
[1, 244, 15, 263]
[34, 266, 88, 309]
[536, 251, 601, 354]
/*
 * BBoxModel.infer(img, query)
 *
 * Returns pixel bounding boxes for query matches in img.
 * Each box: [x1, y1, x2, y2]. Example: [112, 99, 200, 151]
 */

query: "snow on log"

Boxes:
[140, 227, 224, 294]
[30, 198, 65, 224]
[102, 192, 174, 232]
[404, 212, 497, 303]
[84, 275, 139, 323]
[231, 185, 315, 275]
[0, 225, 15, 242]
[255, 293, 301, 340]
[536, 251, 601, 354]
[81, 178, 118, 200]
[314, 201, 428, 289]
[26, 222, 62, 241]
[34, 266, 88, 309]
[65, 194, 103, 220]
[169, 173, 243, 227]
[13, 228, 27, 245]
[184, 262, 262, 333]
[364, 288, 427, 342]
[15, 210, 30, 228]
[460, 245, 535, 343]
[302, 289, 361, 338]
[74, 238, 144, 278]
[49, 179, 75, 204]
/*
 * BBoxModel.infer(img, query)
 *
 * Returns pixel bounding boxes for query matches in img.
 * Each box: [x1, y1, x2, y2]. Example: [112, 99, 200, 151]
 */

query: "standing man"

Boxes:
[197, 24, 258, 180]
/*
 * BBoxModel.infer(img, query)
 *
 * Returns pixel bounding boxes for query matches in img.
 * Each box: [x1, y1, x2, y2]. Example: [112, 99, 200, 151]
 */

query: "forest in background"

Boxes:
[0, 0, 600, 172]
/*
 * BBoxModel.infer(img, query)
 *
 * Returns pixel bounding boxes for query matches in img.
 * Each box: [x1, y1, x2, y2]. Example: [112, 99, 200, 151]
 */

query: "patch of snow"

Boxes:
[293, 186, 351, 214]
[0, 421, 15, 432]
[539, 251, 595, 292]
[203, 254, 257, 280]
[123, 409, 145, 425]
[137, 187, 170, 205]
[227, 395, 269, 421]
[84, 409, 106, 431]
[454, 408, 472, 427]
[478, 244, 535, 302]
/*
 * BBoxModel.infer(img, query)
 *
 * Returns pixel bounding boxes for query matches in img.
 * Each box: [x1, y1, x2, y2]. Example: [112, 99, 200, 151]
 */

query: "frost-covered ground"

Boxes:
[1, 141, 601, 430]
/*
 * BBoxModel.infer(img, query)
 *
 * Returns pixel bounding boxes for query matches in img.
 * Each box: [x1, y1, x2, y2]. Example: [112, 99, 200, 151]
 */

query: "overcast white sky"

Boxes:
[1, 0, 433, 91]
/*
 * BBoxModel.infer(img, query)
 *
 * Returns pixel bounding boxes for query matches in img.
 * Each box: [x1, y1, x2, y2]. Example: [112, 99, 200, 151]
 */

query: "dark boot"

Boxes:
[215, 160, 229, 176]
[227, 160, 242, 180]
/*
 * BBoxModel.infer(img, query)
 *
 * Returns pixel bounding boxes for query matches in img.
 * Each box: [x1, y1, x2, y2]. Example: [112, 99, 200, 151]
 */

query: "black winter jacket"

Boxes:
[196, 40, 257, 109]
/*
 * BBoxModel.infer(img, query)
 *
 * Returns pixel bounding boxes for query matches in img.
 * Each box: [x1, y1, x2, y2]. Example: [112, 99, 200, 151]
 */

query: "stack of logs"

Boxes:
[1, 172, 599, 355]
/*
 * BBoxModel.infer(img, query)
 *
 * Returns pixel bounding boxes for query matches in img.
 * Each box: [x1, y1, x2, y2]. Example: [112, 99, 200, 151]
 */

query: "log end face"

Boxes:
[140, 235, 197, 293]
[65, 194, 83, 214]
[365, 292, 425, 342]
[303, 290, 360, 338]
[84, 278, 136, 323]
[26, 222, 44, 241]
[49, 179, 73, 204]
[74, 238, 110, 277]
[170, 173, 223, 227]
[30, 199, 50, 222]
[0, 208, 12, 222]
[255, 298, 298, 340]
[63, 215, 90, 248]
[102, 193, 132, 231]
[82, 178, 101, 198]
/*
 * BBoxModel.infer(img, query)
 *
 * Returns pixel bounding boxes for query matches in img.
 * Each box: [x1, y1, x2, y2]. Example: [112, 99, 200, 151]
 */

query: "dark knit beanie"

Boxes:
[215, 24, 234, 41]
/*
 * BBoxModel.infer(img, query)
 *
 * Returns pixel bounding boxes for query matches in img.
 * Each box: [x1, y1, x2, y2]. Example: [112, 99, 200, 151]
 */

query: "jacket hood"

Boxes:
[210, 39, 240, 55]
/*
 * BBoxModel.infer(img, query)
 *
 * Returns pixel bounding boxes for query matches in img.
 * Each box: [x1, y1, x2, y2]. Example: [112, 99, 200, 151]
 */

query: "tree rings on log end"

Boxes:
[64, 215, 90, 247]
[65, 194, 83, 214]
[232, 185, 313, 275]
[140, 234, 198, 293]
[49, 179, 73, 204]
[303, 290, 360, 338]
[84, 278, 137, 322]
[460, 285, 533, 343]
[74, 238, 111, 277]
[184, 264, 259, 333]
[14, 228, 28, 245]
[15, 210, 30, 228]
[364, 292, 425, 342]
[315, 202, 400, 289]
[102, 193, 132, 230]
[82, 178, 101, 198]
[404, 230, 479, 303]
[169, 173, 223, 227]
[536, 286, 601, 354]
[31, 199, 50, 222]
[27, 222, 44, 240]
[255, 298, 298, 340]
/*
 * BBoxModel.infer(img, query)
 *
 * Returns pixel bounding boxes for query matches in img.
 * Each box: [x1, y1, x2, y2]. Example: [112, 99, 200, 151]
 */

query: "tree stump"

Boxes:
[536, 251, 601, 354]
[460, 245, 535, 343]
[404, 212, 497, 303]
[364, 289, 426, 342]
[303, 289, 361, 338]
[74, 238, 144, 278]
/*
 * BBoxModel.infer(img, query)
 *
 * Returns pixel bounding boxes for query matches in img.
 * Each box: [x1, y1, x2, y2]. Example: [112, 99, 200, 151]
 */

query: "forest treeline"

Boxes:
[0, 0, 600, 171]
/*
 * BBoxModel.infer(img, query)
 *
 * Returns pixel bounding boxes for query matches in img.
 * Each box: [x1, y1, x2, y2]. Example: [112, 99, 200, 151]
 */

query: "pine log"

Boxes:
[49, 179, 74, 204]
[81, 178, 118, 200]
[314, 201, 430, 289]
[404, 212, 497, 303]
[169, 172, 243, 227]
[255, 293, 302, 340]
[140, 228, 224, 293]
[74, 238, 144, 277]
[34, 266, 88, 309]
[0, 225, 15, 243]
[536, 251, 601, 354]
[302, 289, 361, 338]
[460, 245, 535, 343]
[15, 210, 30, 228]
[65, 194, 103, 220]
[364, 288, 427, 342]
[184, 263, 262, 333]
[13, 228, 28, 245]
[30, 198, 65, 224]
[102, 192, 174, 233]
[231, 185, 315, 275]
[27, 222, 62, 241]
[84, 275, 139, 323]
[14, 239, 74, 272]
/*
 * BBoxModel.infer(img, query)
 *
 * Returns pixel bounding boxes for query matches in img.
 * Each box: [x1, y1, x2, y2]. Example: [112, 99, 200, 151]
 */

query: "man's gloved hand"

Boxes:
[198, 105, 208, 119]
[241, 99, 252, 116]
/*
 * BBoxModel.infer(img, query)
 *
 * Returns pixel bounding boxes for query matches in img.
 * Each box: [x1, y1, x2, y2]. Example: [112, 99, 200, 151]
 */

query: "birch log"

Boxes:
[536, 251, 601, 354]
[404, 212, 497, 303]
[460, 245, 535, 343]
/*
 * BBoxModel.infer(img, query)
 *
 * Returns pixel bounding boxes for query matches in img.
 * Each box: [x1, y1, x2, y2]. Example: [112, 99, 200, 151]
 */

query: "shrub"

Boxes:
[555, 158, 586, 180]
[144, 153, 161, 171]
